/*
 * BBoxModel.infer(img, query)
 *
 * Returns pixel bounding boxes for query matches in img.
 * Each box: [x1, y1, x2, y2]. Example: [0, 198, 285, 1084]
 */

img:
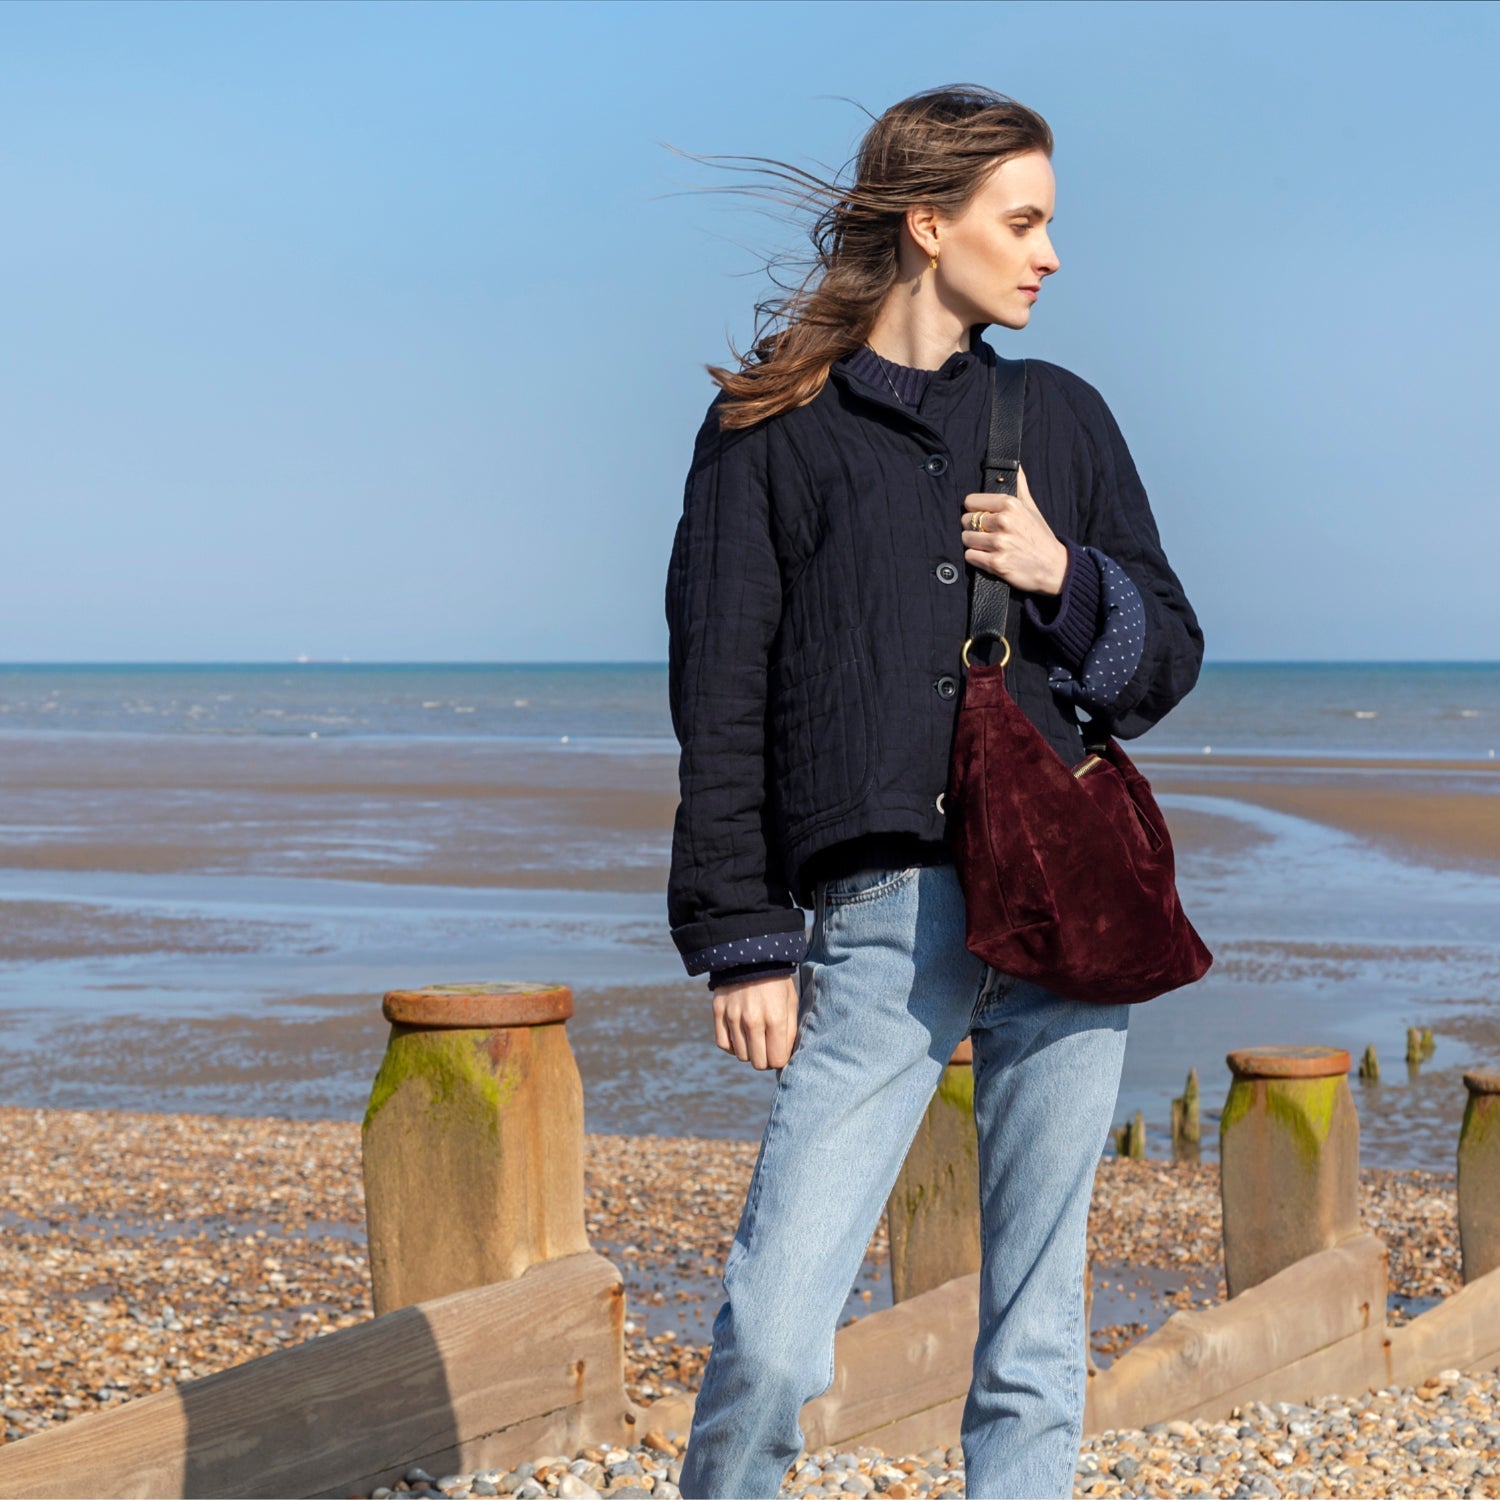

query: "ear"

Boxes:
[904, 203, 943, 259]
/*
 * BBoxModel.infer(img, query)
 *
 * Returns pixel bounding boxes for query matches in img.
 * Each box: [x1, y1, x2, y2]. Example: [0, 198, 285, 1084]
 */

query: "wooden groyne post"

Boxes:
[887, 1038, 980, 1302]
[1460, 1070, 1500, 1284]
[1171, 1068, 1201, 1159]
[1219, 1044, 1359, 1298]
[361, 981, 590, 1316]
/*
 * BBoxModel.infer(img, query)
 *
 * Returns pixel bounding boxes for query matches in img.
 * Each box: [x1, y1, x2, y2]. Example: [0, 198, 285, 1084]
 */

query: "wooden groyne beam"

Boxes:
[0, 1250, 634, 1500]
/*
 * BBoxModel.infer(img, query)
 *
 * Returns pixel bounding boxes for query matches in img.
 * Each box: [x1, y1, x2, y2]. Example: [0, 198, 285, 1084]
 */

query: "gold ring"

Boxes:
[972, 512, 987, 534]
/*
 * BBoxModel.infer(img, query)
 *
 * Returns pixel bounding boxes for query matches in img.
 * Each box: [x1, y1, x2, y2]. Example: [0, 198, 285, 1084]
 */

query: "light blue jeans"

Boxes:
[678, 861, 1130, 1499]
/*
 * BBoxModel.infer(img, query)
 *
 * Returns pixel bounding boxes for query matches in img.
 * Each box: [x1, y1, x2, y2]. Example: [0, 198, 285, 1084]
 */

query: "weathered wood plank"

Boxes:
[1085, 1234, 1386, 1433]
[836, 1393, 966, 1457]
[1385, 1262, 1500, 1387]
[657, 1235, 1500, 1460]
[1174, 1326, 1390, 1423]
[0, 1251, 633, 1500]
[801, 1273, 978, 1450]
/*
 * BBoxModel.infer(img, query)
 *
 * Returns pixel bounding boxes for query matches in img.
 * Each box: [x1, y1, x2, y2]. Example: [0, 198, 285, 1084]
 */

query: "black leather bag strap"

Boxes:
[964, 355, 1027, 668]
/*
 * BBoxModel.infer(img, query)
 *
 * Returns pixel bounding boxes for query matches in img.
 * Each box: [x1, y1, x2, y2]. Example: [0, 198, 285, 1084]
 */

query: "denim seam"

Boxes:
[821, 863, 922, 910]
[732, 1017, 801, 1289]
[1065, 1243, 1086, 1469]
[967, 1055, 991, 1456]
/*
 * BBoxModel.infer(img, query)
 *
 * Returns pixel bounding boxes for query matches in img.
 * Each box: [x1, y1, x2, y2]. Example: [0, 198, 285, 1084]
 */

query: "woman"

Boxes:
[664, 85, 1203, 1499]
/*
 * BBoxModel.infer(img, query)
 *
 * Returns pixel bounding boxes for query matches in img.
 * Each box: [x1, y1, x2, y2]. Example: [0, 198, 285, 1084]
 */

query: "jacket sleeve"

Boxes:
[665, 396, 808, 975]
[1069, 380, 1205, 738]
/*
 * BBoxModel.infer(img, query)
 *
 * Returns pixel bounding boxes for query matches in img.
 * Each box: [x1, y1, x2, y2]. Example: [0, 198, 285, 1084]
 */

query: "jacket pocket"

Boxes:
[768, 624, 877, 839]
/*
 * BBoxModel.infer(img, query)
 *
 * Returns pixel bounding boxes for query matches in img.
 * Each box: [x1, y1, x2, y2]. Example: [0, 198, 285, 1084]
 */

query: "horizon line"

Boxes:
[0, 658, 1495, 669]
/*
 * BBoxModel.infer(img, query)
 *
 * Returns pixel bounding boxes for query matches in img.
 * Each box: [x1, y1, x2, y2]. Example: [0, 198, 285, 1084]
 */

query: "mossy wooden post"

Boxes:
[887, 1038, 979, 1303]
[1182, 1068, 1200, 1143]
[1115, 1112, 1146, 1160]
[1172, 1070, 1201, 1159]
[361, 981, 589, 1317]
[1219, 1045, 1359, 1299]
[1458, 1070, 1500, 1284]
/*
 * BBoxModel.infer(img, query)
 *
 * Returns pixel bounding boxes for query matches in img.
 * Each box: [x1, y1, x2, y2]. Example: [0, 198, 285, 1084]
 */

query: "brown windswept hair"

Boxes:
[675, 85, 1052, 431]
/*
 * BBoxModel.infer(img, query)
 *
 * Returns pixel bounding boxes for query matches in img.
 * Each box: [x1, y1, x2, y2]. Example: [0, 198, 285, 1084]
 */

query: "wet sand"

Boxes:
[0, 983, 784, 1141]
[0, 733, 677, 892]
[0, 736, 1492, 893]
[0, 733, 1497, 1170]
[1143, 752, 1500, 876]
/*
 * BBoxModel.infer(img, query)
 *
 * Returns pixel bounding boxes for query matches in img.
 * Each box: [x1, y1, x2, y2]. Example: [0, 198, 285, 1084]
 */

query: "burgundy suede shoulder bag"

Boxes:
[946, 356, 1213, 1005]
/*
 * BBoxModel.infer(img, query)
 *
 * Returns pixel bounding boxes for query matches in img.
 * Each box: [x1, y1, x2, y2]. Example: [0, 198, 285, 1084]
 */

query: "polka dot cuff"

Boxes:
[1046, 546, 1146, 714]
[682, 928, 810, 977]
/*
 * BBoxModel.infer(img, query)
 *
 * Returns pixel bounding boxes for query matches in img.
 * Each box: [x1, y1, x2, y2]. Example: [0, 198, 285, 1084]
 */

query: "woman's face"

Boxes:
[929, 148, 1060, 331]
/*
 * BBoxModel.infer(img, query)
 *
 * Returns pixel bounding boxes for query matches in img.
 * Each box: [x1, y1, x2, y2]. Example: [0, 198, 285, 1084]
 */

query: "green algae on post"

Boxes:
[1224, 1075, 1343, 1165]
[363, 1025, 521, 1134]
[935, 1059, 975, 1116]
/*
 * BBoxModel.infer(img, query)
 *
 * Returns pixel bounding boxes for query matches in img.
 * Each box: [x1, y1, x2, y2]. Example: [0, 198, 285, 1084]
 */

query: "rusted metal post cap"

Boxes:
[1226, 1044, 1351, 1081]
[1465, 1070, 1500, 1096]
[381, 980, 573, 1028]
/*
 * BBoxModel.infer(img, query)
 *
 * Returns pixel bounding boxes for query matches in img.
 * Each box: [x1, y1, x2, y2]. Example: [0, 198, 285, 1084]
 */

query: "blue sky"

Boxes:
[1, 0, 1494, 662]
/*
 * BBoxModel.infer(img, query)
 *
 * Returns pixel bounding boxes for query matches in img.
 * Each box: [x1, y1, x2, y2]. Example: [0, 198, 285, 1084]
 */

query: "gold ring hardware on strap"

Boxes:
[961, 635, 1010, 670]
[1073, 753, 1105, 779]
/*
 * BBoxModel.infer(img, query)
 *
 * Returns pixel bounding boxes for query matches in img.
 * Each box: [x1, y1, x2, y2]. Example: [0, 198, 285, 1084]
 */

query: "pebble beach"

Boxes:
[1, 1104, 1494, 1497]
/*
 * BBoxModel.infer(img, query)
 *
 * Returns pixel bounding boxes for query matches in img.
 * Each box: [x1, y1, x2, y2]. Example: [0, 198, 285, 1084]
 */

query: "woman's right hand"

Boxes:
[712, 973, 801, 1071]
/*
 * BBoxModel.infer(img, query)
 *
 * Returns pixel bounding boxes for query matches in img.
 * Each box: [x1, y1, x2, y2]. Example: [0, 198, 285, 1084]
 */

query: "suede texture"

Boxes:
[947, 659, 1213, 1005]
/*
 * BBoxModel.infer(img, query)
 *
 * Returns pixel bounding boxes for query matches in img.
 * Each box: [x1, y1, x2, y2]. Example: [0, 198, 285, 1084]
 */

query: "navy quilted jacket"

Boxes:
[664, 326, 1203, 976]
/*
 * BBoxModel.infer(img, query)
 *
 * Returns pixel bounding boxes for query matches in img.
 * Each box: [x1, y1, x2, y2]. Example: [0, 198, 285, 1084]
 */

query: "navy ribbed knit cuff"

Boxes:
[1024, 539, 1104, 675]
[707, 960, 799, 991]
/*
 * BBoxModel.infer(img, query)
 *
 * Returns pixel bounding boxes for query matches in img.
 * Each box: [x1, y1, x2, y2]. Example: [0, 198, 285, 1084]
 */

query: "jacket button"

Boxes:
[935, 675, 958, 699]
[935, 561, 959, 585]
[936, 792, 946, 813]
[922, 453, 949, 477]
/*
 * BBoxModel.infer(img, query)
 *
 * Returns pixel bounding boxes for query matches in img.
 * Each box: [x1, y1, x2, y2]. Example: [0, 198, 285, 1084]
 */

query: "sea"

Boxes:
[0, 661, 1495, 756]
[0, 661, 1496, 1173]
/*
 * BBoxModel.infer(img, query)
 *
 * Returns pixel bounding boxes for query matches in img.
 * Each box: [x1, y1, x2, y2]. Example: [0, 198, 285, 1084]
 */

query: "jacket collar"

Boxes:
[827, 323, 996, 443]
